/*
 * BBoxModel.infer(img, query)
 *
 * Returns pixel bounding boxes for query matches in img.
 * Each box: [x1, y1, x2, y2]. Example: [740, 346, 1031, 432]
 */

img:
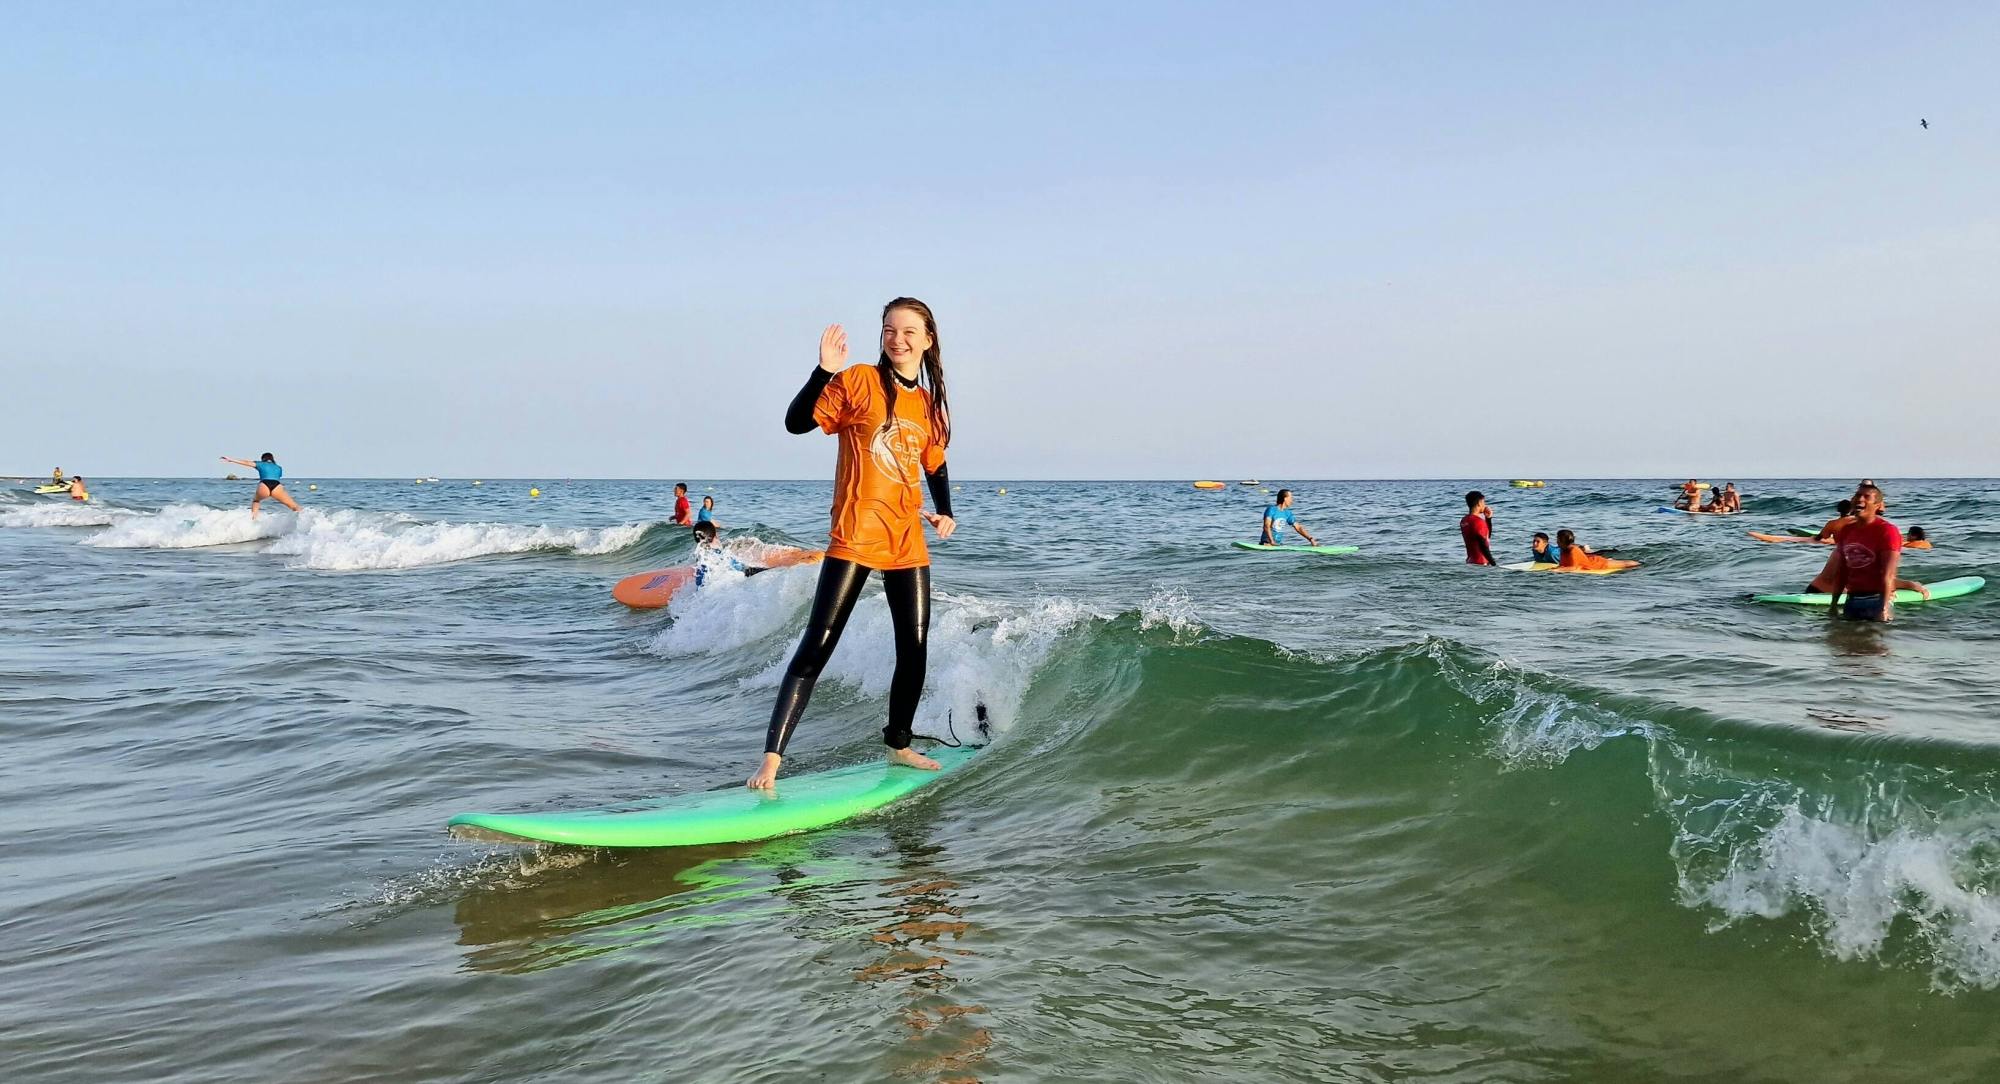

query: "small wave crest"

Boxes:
[83, 502, 288, 548]
[649, 567, 1095, 740]
[264, 510, 647, 570]
[0, 503, 132, 529]
[78, 503, 649, 568]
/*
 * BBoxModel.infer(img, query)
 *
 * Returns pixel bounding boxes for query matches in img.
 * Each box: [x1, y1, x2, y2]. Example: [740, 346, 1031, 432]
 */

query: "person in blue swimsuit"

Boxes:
[1260, 489, 1319, 546]
[220, 453, 302, 517]
[696, 495, 717, 525]
[1530, 532, 1560, 565]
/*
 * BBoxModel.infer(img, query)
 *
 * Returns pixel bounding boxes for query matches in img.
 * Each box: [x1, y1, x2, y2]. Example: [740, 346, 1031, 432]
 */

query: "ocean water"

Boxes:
[3, 476, 1997, 1083]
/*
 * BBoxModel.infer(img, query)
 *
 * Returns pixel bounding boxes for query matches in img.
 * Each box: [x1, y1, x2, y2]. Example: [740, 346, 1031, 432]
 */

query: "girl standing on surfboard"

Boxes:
[748, 298, 956, 789]
[220, 453, 302, 518]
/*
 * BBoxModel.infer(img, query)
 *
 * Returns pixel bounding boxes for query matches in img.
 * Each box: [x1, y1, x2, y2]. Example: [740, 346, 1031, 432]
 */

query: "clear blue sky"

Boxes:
[5, 2, 1995, 479]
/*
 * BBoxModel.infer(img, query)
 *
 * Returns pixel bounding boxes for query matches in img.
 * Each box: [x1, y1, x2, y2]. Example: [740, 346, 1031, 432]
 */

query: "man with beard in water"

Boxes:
[1808, 483, 1927, 619]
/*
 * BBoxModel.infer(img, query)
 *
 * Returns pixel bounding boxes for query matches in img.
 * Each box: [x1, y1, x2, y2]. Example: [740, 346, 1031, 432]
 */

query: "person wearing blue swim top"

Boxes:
[696, 495, 716, 525]
[220, 452, 302, 518]
[691, 520, 748, 588]
[1530, 532, 1560, 565]
[1260, 489, 1319, 546]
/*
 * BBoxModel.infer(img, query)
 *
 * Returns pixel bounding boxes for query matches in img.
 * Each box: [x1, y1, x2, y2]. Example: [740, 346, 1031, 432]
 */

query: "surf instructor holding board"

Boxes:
[749, 298, 957, 790]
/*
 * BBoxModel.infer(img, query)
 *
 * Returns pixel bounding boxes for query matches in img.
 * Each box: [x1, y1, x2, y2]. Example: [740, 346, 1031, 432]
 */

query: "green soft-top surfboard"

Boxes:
[1752, 576, 1985, 606]
[447, 745, 982, 848]
[1231, 542, 1361, 554]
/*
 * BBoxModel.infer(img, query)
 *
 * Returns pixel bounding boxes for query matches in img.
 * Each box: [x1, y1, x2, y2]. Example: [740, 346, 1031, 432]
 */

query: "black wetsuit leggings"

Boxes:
[764, 558, 930, 755]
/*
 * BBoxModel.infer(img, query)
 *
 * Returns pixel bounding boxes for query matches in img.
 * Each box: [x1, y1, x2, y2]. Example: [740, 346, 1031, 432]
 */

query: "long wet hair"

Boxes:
[875, 297, 950, 449]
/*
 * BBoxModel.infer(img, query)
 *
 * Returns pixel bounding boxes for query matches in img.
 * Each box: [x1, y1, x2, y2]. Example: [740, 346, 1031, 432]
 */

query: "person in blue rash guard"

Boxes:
[219, 452, 302, 518]
[1260, 489, 1318, 546]
[697, 495, 716, 525]
[1530, 532, 1561, 565]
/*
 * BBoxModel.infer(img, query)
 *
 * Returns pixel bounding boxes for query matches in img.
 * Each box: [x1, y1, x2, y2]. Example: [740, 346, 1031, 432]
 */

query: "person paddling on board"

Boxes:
[221, 453, 302, 517]
[670, 483, 694, 526]
[1529, 532, 1560, 565]
[1460, 491, 1498, 566]
[1555, 529, 1639, 572]
[1260, 489, 1318, 546]
[748, 298, 957, 790]
[1824, 484, 1925, 620]
[1675, 479, 1702, 510]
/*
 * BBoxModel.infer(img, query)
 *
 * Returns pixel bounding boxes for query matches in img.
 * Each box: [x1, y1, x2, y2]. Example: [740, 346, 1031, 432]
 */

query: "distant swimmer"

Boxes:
[696, 494, 717, 525]
[1261, 489, 1318, 546]
[1555, 529, 1639, 572]
[671, 482, 694, 526]
[1460, 490, 1497, 566]
[220, 453, 302, 518]
[1529, 531, 1560, 565]
[1907, 526, 1932, 550]
[1821, 483, 1925, 620]
[749, 299, 957, 790]
[1675, 479, 1702, 511]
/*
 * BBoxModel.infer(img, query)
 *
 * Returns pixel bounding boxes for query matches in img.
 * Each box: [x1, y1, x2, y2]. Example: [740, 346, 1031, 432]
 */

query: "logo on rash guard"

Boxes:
[1841, 543, 1878, 571]
[871, 417, 926, 480]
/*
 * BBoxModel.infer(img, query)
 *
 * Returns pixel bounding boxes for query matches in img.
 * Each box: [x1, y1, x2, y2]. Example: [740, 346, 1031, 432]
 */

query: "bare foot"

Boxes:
[888, 746, 941, 771]
[746, 752, 781, 790]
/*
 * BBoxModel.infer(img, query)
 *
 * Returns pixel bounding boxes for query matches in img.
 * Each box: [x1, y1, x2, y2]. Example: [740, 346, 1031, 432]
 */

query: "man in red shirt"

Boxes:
[1827, 483, 1926, 621]
[1460, 490, 1497, 566]
[671, 482, 693, 526]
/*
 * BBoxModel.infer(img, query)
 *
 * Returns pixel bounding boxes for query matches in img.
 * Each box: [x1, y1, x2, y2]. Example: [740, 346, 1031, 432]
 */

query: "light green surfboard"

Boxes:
[1752, 576, 1985, 606]
[447, 745, 982, 848]
[1231, 542, 1361, 555]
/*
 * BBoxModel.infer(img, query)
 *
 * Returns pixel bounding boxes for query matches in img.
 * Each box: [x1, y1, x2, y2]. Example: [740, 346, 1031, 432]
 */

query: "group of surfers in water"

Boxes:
[1674, 479, 1742, 513]
[1457, 491, 1641, 572]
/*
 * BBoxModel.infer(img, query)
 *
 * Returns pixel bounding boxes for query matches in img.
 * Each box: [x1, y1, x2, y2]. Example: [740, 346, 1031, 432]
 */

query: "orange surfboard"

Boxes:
[612, 547, 825, 609]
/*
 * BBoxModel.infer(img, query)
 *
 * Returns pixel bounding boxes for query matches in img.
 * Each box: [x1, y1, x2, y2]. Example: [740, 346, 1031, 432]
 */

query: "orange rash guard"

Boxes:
[814, 364, 948, 571]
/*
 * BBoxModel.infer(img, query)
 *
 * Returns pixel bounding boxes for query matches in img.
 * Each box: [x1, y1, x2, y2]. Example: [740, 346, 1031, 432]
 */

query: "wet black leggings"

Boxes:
[764, 558, 930, 755]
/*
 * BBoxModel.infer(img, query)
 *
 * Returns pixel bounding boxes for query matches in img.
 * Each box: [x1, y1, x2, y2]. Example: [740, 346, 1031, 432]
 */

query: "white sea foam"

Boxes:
[651, 566, 1093, 739]
[263, 510, 647, 570]
[1139, 586, 1204, 643]
[0, 503, 131, 528]
[1675, 802, 2000, 990]
[79, 503, 647, 569]
[83, 502, 288, 548]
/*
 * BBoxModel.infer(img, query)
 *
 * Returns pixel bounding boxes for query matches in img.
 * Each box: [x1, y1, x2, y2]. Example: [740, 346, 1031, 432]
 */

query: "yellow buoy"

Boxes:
[472, 480, 482, 486]
[308, 484, 318, 491]
[997, 487, 1007, 495]
[529, 487, 540, 498]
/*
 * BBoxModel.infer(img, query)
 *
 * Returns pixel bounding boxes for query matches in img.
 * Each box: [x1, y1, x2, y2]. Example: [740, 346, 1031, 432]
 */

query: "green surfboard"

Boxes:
[1231, 542, 1361, 555]
[447, 745, 981, 848]
[1752, 576, 1985, 607]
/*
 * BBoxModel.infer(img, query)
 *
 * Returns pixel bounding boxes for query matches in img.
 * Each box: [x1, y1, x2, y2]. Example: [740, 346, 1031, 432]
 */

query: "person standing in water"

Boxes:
[671, 483, 694, 526]
[1825, 483, 1924, 620]
[220, 453, 302, 517]
[748, 298, 956, 790]
[1460, 491, 1498, 566]
[1260, 489, 1318, 546]
[68, 475, 89, 501]
[696, 494, 717, 525]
